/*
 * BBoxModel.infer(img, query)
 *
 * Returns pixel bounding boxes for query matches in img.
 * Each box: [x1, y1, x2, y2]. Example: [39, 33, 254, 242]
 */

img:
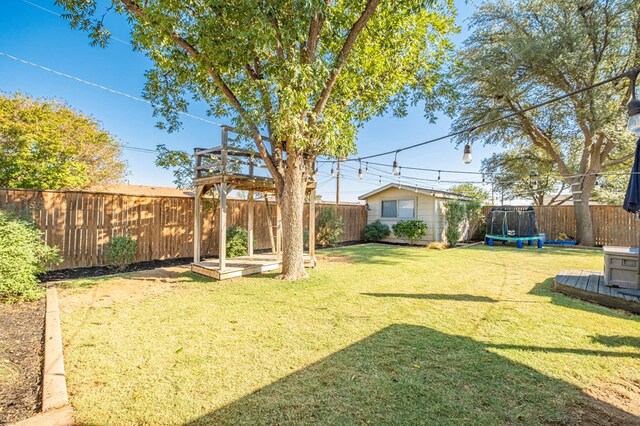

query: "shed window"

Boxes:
[398, 200, 415, 218]
[381, 199, 415, 218]
[381, 200, 397, 218]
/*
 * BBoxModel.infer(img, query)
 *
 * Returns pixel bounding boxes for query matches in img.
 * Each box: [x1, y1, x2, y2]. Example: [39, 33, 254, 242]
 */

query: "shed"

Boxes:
[358, 184, 475, 244]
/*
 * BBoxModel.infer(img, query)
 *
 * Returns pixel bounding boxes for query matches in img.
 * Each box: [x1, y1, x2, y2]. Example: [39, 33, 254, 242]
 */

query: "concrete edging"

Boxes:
[42, 286, 69, 411]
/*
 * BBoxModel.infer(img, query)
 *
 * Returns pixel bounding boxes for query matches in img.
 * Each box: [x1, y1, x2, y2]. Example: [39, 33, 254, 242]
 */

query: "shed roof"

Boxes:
[358, 183, 476, 201]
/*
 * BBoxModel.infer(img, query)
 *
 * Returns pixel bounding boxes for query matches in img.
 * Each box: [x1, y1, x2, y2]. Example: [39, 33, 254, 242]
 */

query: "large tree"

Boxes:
[0, 93, 125, 190]
[481, 148, 567, 206]
[452, 0, 639, 245]
[448, 183, 489, 203]
[58, 0, 457, 278]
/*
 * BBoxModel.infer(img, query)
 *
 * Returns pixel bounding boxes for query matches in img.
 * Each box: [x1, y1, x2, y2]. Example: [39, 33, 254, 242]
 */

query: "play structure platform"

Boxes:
[191, 125, 317, 280]
[193, 253, 315, 280]
[554, 270, 640, 314]
[485, 235, 544, 249]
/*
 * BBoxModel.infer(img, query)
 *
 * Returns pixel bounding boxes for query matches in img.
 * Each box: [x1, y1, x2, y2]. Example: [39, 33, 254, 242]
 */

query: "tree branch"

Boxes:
[119, 0, 283, 185]
[311, 0, 381, 118]
[602, 152, 635, 167]
[304, 1, 329, 63]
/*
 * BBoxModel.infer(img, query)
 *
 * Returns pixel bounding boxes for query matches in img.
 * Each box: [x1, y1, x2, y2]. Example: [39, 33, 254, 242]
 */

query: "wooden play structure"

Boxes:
[191, 126, 316, 280]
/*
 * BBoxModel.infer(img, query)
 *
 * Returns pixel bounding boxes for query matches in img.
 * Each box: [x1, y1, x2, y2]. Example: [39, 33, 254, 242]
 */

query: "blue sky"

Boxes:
[0, 0, 498, 202]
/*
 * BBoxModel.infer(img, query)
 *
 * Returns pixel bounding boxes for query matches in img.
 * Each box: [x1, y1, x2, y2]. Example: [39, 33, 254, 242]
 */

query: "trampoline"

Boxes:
[484, 206, 543, 249]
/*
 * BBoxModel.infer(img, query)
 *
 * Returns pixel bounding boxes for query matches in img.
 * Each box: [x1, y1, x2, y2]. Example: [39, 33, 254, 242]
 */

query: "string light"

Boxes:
[628, 70, 640, 134]
[357, 159, 363, 180]
[392, 152, 400, 176]
[462, 143, 472, 165]
[330, 162, 335, 177]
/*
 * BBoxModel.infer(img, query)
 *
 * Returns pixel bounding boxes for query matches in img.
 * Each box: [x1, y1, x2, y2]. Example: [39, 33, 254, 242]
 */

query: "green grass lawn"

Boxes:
[58, 245, 640, 425]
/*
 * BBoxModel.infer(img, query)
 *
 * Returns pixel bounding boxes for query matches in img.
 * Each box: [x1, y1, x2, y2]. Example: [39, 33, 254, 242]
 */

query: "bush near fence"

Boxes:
[480, 205, 639, 247]
[0, 188, 366, 270]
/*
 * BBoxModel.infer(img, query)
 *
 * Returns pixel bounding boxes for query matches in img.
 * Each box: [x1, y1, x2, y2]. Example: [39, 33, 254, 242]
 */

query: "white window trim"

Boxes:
[380, 198, 416, 219]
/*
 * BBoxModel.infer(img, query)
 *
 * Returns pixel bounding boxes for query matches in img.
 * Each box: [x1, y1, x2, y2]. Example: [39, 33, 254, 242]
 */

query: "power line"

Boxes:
[0, 51, 225, 128]
[18, 0, 132, 46]
[345, 65, 640, 162]
[318, 158, 484, 175]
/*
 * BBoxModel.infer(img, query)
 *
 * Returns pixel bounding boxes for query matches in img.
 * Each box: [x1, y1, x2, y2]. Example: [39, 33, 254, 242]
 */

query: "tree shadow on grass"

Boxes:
[530, 278, 640, 320]
[361, 293, 497, 302]
[317, 243, 434, 266]
[469, 244, 600, 257]
[184, 324, 638, 425]
[591, 335, 640, 349]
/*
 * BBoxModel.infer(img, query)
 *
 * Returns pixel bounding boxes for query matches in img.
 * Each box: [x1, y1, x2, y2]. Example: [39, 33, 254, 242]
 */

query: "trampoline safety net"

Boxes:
[486, 206, 539, 238]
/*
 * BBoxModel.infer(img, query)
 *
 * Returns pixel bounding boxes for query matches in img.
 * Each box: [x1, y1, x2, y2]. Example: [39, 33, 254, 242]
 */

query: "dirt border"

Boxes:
[11, 288, 73, 426]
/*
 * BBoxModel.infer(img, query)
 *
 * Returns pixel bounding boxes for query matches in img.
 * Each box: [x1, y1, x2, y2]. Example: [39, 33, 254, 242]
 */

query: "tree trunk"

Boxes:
[572, 176, 595, 246]
[277, 152, 308, 280]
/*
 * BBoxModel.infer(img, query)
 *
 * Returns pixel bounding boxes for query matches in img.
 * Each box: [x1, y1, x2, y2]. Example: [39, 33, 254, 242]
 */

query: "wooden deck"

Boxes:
[192, 253, 315, 280]
[553, 270, 640, 314]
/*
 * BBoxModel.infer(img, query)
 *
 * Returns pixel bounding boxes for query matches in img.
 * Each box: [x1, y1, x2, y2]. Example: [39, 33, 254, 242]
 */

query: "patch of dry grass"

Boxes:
[427, 241, 447, 250]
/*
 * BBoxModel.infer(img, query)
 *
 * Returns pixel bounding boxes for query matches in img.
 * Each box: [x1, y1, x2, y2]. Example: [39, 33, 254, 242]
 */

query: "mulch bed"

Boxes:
[0, 299, 45, 424]
[39, 257, 193, 282]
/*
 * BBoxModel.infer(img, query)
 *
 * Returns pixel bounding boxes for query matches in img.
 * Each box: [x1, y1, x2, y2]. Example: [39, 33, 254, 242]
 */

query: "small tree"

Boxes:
[0, 210, 60, 302]
[105, 235, 138, 272]
[444, 201, 466, 247]
[316, 208, 344, 247]
[226, 226, 248, 257]
[364, 220, 391, 242]
[464, 200, 484, 242]
[391, 220, 427, 245]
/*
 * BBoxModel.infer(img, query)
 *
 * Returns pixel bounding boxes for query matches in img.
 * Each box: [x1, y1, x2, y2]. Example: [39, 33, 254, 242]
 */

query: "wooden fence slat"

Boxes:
[0, 189, 368, 270]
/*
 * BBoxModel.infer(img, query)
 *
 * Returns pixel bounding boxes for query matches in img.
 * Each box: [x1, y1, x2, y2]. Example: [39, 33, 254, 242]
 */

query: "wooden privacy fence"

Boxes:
[481, 205, 639, 247]
[0, 189, 367, 270]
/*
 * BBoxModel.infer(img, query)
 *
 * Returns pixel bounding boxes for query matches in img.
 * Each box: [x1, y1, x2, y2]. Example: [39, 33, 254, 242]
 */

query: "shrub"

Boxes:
[316, 208, 344, 247]
[444, 200, 467, 247]
[391, 220, 427, 245]
[105, 235, 138, 271]
[0, 210, 60, 302]
[364, 220, 391, 242]
[226, 226, 248, 257]
[464, 200, 484, 241]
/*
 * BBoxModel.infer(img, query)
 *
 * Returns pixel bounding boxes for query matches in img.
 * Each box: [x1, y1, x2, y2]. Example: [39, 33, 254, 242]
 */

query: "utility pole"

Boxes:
[336, 157, 341, 205]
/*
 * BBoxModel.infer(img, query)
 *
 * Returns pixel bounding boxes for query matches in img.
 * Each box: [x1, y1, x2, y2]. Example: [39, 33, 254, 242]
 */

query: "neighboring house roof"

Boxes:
[540, 194, 602, 206]
[358, 183, 476, 201]
[88, 184, 196, 198]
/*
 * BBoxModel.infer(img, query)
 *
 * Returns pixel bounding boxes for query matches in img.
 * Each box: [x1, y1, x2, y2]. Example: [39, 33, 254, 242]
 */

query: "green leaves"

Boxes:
[0, 210, 61, 302]
[58, 0, 457, 161]
[391, 220, 427, 245]
[0, 93, 126, 190]
[451, 0, 638, 172]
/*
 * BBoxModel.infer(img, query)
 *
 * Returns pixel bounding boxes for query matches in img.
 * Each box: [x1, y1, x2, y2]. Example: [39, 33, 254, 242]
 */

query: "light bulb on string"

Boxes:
[330, 162, 335, 177]
[392, 151, 400, 175]
[594, 174, 602, 190]
[627, 70, 640, 134]
[462, 143, 473, 164]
